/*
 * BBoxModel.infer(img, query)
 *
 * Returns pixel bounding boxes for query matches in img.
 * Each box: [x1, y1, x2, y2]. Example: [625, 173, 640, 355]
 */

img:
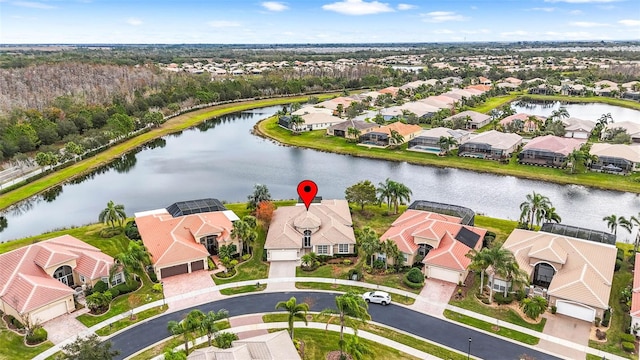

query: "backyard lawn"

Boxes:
[0, 318, 53, 360]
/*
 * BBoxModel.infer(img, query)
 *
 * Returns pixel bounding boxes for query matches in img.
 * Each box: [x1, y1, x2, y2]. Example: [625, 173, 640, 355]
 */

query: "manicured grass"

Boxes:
[219, 283, 267, 296]
[449, 274, 546, 332]
[522, 94, 640, 111]
[263, 314, 467, 360]
[588, 244, 635, 359]
[350, 204, 405, 236]
[0, 320, 53, 360]
[469, 93, 519, 114]
[256, 107, 640, 193]
[76, 271, 163, 327]
[294, 282, 415, 305]
[0, 94, 340, 212]
[474, 215, 519, 244]
[211, 228, 269, 286]
[444, 309, 539, 345]
[128, 320, 230, 360]
[0, 222, 130, 256]
[95, 306, 167, 336]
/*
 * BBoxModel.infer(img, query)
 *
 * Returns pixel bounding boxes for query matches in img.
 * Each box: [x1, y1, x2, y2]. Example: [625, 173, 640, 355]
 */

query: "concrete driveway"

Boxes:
[410, 278, 457, 317]
[267, 261, 296, 291]
[538, 313, 591, 359]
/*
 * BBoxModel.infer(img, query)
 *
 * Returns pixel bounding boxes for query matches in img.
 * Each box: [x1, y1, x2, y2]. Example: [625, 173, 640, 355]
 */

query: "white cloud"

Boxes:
[322, 0, 394, 15]
[470, 5, 478, 10]
[126, 18, 143, 26]
[569, 21, 610, 27]
[544, 0, 618, 3]
[397, 3, 415, 10]
[422, 11, 467, 23]
[461, 29, 490, 34]
[619, 19, 640, 26]
[207, 20, 242, 28]
[501, 30, 529, 37]
[530, 7, 555, 12]
[432, 29, 454, 34]
[261, 1, 288, 11]
[569, 9, 583, 15]
[11, 1, 55, 9]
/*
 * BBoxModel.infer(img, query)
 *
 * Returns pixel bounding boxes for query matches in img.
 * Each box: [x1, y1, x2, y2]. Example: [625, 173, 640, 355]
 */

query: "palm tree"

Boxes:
[358, 226, 380, 267]
[619, 216, 634, 241]
[200, 309, 229, 346]
[376, 178, 394, 212]
[542, 207, 562, 224]
[438, 136, 458, 155]
[336, 104, 344, 118]
[275, 297, 309, 339]
[550, 107, 569, 122]
[247, 184, 272, 211]
[565, 149, 586, 174]
[381, 239, 400, 271]
[497, 259, 529, 297]
[389, 180, 412, 215]
[521, 296, 548, 320]
[347, 127, 361, 142]
[231, 215, 258, 256]
[603, 214, 620, 235]
[99, 200, 126, 229]
[389, 129, 404, 147]
[167, 310, 204, 355]
[519, 192, 552, 230]
[321, 291, 371, 359]
[113, 241, 151, 283]
[345, 335, 372, 360]
[466, 248, 490, 295]
[290, 114, 305, 133]
[483, 245, 517, 303]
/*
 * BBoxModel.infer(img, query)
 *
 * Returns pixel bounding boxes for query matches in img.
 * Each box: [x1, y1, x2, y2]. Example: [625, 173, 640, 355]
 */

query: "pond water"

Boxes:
[2, 103, 640, 242]
[512, 100, 640, 123]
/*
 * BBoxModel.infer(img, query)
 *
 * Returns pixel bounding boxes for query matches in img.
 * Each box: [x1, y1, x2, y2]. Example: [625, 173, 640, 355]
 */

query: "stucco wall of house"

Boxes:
[43, 259, 78, 277]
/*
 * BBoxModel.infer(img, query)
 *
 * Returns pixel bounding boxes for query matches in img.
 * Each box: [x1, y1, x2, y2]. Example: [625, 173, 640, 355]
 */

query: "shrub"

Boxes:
[124, 225, 140, 240]
[343, 259, 352, 266]
[550, 305, 557, 314]
[26, 327, 48, 345]
[109, 288, 120, 298]
[403, 276, 424, 289]
[406, 268, 424, 284]
[147, 270, 158, 283]
[602, 308, 611, 327]
[152, 283, 163, 293]
[594, 317, 601, 327]
[481, 298, 491, 304]
[615, 259, 623, 271]
[620, 333, 636, 343]
[483, 232, 496, 248]
[208, 258, 216, 270]
[630, 252, 636, 265]
[317, 255, 331, 264]
[93, 280, 108, 294]
[373, 259, 385, 270]
[347, 268, 362, 281]
[9, 316, 24, 329]
[514, 289, 526, 302]
[624, 313, 633, 334]
[596, 329, 607, 340]
[622, 342, 635, 353]
[617, 248, 624, 261]
[100, 227, 123, 238]
[494, 293, 513, 305]
[242, 254, 251, 261]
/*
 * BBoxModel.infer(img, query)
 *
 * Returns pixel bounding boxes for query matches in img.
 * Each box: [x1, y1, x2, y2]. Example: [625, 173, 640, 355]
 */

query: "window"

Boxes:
[303, 230, 311, 248]
[111, 273, 124, 286]
[101, 276, 109, 284]
[338, 244, 349, 254]
[79, 275, 86, 284]
[402, 253, 408, 264]
[316, 245, 329, 255]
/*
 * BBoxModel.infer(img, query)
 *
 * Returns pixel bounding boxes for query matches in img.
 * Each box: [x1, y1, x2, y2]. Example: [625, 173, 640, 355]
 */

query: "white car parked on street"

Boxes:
[362, 291, 391, 305]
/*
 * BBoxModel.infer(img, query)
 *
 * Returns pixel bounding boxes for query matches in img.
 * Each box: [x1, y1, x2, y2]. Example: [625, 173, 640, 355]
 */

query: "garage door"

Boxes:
[160, 264, 189, 278]
[428, 267, 460, 284]
[270, 249, 298, 261]
[32, 300, 69, 323]
[556, 300, 596, 322]
[191, 260, 205, 272]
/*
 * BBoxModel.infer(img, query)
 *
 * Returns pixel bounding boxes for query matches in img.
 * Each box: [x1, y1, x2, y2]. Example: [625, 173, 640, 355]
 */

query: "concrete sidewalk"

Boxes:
[33, 277, 629, 360]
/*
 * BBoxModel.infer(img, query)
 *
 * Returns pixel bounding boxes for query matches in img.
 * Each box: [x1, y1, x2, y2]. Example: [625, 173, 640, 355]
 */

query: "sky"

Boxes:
[0, 0, 639, 44]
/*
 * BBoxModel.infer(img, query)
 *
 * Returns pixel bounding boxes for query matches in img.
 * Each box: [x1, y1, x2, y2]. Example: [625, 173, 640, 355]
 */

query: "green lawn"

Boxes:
[468, 93, 519, 114]
[474, 215, 519, 244]
[588, 244, 635, 359]
[294, 282, 415, 305]
[219, 283, 267, 296]
[350, 204, 405, 236]
[263, 314, 467, 360]
[77, 271, 163, 327]
[211, 228, 269, 285]
[0, 94, 340, 212]
[444, 309, 539, 345]
[0, 320, 53, 360]
[256, 108, 640, 193]
[0, 222, 130, 256]
[95, 306, 167, 336]
[449, 274, 547, 332]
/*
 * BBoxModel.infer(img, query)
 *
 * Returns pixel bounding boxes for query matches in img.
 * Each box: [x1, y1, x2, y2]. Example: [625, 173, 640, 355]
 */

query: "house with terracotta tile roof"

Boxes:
[496, 229, 616, 322]
[499, 113, 546, 133]
[458, 130, 523, 159]
[358, 122, 422, 148]
[0, 235, 120, 324]
[135, 199, 239, 280]
[631, 256, 640, 335]
[264, 200, 355, 262]
[378, 209, 486, 284]
[518, 135, 585, 167]
[478, 76, 492, 86]
[378, 86, 399, 96]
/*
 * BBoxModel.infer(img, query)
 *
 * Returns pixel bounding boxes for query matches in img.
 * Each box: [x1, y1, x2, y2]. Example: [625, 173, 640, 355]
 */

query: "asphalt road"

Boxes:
[110, 291, 560, 360]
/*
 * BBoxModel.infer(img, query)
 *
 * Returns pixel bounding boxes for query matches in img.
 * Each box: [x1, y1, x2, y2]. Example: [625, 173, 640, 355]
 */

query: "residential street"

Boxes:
[110, 291, 560, 360]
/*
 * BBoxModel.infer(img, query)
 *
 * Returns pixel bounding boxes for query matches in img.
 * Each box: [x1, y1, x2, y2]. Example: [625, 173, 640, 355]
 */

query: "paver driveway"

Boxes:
[42, 313, 91, 344]
[162, 270, 221, 310]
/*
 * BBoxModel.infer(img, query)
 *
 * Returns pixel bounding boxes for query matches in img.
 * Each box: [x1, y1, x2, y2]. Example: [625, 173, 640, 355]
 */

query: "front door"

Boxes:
[202, 235, 218, 255]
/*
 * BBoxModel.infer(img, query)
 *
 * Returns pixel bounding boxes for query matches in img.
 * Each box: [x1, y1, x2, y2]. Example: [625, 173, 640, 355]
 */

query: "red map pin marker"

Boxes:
[297, 180, 318, 211]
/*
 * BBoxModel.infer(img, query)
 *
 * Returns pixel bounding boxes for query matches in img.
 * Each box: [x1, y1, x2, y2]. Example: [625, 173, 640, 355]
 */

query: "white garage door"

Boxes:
[428, 267, 460, 284]
[32, 300, 69, 323]
[269, 249, 298, 261]
[556, 300, 596, 322]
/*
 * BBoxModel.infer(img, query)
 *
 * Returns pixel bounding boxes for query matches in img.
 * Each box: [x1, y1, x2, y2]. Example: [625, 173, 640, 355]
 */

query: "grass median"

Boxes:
[443, 309, 539, 345]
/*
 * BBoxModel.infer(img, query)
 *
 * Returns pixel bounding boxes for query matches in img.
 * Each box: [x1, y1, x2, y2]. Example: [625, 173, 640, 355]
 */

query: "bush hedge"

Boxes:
[617, 248, 624, 261]
[111, 279, 140, 296]
[93, 280, 108, 293]
[406, 268, 424, 284]
[403, 277, 424, 289]
[494, 293, 513, 305]
[26, 327, 48, 345]
[615, 259, 623, 271]
[602, 308, 611, 327]
[620, 333, 636, 343]
[622, 341, 635, 352]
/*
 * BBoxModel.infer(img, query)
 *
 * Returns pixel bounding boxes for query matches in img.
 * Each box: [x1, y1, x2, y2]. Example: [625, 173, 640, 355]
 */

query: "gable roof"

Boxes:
[265, 200, 355, 250]
[136, 209, 236, 267]
[501, 229, 616, 309]
[631, 256, 640, 316]
[522, 135, 585, 156]
[0, 235, 114, 314]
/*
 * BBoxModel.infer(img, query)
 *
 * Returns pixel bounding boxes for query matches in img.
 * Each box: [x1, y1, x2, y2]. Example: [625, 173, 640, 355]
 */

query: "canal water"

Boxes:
[1, 103, 640, 242]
